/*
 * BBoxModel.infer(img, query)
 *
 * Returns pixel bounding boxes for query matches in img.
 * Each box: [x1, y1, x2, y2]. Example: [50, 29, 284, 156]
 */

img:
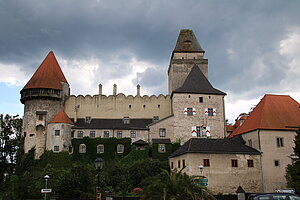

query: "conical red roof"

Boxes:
[22, 51, 68, 91]
[229, 94, 300, 138]
[49, 110, 74, 125]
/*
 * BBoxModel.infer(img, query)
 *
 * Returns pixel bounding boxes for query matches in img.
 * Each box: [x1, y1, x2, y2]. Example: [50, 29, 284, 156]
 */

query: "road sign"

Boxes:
[194, 178, 209, 186]
[41, 189, 52, 193]
[198, 178, 208, 183]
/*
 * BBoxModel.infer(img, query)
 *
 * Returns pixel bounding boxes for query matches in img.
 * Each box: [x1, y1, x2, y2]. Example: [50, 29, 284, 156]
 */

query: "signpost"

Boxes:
[194, 178, 209, 186]
[41, 189, 52, 193]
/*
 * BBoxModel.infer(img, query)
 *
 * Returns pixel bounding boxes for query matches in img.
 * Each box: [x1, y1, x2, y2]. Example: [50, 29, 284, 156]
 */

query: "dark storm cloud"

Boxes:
[0, 0, 300, 100]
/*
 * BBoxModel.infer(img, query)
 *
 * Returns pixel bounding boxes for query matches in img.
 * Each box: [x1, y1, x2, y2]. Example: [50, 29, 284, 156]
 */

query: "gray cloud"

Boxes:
[1, 0, 300, 117]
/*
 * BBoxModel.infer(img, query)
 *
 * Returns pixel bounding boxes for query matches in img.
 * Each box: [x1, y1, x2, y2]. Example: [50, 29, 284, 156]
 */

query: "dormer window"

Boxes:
[123, 117, 130, 124]
[85, 116, 92, 124]
[153, 116, 159, 122]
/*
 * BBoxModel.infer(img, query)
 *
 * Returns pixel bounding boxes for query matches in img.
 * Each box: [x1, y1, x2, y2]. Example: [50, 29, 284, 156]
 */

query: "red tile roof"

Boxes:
[229, 94, 300, 138]
[22, 51, 68, 91]
[226, 125, 234, 132]
[49, 110, 74, 125]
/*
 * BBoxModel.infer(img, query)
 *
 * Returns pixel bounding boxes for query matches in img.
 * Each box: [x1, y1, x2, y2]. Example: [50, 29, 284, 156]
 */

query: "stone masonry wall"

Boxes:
[64, 94, 172, 120]
[168, 52, 208, 94]
[22, 99, 64, 158]
[169, 153, 263, 194]
[172, 93, 226, 144]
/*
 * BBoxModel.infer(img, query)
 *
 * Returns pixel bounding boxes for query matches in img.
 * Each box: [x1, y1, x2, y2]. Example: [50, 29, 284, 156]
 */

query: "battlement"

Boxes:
[64, 93, 172, 120]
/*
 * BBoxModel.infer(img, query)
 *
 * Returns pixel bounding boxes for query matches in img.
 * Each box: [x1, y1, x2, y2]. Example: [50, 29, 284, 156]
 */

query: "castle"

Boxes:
[20, 29, 300, 194]
[21, 29, 226, 158]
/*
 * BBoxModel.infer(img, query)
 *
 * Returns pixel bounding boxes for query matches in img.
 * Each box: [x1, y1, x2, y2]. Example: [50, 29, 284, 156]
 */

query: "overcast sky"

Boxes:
[0, 0, 300, 123]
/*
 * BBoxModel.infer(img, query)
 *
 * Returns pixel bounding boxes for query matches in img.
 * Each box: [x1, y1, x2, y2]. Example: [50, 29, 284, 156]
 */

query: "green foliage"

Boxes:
[119, 147, 149, 168]
[286, 127, 300, 193]
[141, 169, 216, 200]
[0, 114, 22, 193]
[72, 137, 131, 162]
[6, 150, 96, 200]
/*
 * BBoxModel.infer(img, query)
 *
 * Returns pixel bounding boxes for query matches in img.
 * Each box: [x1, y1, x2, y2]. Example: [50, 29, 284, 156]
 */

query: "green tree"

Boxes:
[0, 114, 22, 181]
[141, 169, 215, 200]
[286, 127, 300, 193]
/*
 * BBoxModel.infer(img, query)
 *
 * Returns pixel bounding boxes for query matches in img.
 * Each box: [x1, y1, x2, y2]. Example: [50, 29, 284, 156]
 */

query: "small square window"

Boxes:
[123, 117, 130, 124]
[159, 128, 166, 137]
[276, 137, 284, 147]
[104, 131, 109, 138]
[68, 146, 73, 153]
[117, 144, 124, 153]
[90, 131, 95, 138]
[199, 97, 203, 103]
[79, 144, 86, 153]
[187, 108, 193, 116]
[158, 144, 166, 153]
[117, 131, 122, 138]
[85, 116, 92, 124]
[248, 160, 254, 167]
[208, 108, 213, 116]
[77, 131, 83, 138]
[203, 159, 210, 167]
[153, 116, 159, 122]
[54, 146, 59, 152]
[55, 130, 60, 136]
[130, 131, 136, 138]
[274, 160, 280, 167]
[231, 159, 238, 167]
[97, 144, 104, 154]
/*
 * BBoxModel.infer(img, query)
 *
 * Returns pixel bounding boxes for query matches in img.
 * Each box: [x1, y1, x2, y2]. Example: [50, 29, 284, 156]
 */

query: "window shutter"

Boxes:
[213, 108, 217, 116]
[205, 127, 211, 137]
[184, 108, 187, 115]
[191, 126, 197, 136]
[205, 108, 208, 116]
[192, 108, 196, 115]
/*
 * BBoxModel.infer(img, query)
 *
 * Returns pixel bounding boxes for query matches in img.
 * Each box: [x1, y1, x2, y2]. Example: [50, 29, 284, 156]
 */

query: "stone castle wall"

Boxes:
[172, 93, 226, 143]
[168, 52, 208, 94]
[22, 99, 64, 158]
[64, 94, 172, 119]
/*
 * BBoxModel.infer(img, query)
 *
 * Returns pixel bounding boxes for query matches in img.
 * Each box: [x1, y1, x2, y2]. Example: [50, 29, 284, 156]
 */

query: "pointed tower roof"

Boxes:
[173, 29, 205, 53]
[22, 51, 68, 91]
[229, 94, 300, 138]
[49, 110, 74, 125]
[173, 65, 226, 95]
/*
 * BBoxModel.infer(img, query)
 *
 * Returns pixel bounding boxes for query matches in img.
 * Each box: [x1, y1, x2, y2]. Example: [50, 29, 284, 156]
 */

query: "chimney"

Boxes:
[98, 84, 102, 95]
[113, 84, 117, 96]
[137, 84, 140, 96]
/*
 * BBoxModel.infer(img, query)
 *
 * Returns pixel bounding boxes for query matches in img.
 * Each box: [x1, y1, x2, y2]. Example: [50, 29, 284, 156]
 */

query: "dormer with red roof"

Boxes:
[46, 110, 74, 152]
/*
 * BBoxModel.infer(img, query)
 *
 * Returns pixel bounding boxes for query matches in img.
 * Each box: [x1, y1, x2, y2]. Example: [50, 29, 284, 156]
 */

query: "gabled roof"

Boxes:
[49, 110, 74, 125]
[173, 29, 205, 53]
[73, 118, 153, 130]
[169, 138, 260, 158]
[152, 138, 171, 144]
[229, 94, 300, 138]
[22, 51, 68, 91]
[172, 65, 226, 95]
[132, 139, 149, 145]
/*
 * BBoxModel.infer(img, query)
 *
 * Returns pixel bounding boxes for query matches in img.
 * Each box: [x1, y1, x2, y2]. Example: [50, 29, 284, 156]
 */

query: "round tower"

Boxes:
[20, 51, 69, 158]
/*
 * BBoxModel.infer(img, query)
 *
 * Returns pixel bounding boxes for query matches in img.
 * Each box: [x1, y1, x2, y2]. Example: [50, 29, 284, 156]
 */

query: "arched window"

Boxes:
[97, 144, 104, 154]
[79, 144, 86, 153]
[117, 144, 124, 153]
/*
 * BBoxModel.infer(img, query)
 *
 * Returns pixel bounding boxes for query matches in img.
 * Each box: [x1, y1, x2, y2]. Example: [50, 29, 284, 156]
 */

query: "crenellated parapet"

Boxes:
[64, 93, 172, 119]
